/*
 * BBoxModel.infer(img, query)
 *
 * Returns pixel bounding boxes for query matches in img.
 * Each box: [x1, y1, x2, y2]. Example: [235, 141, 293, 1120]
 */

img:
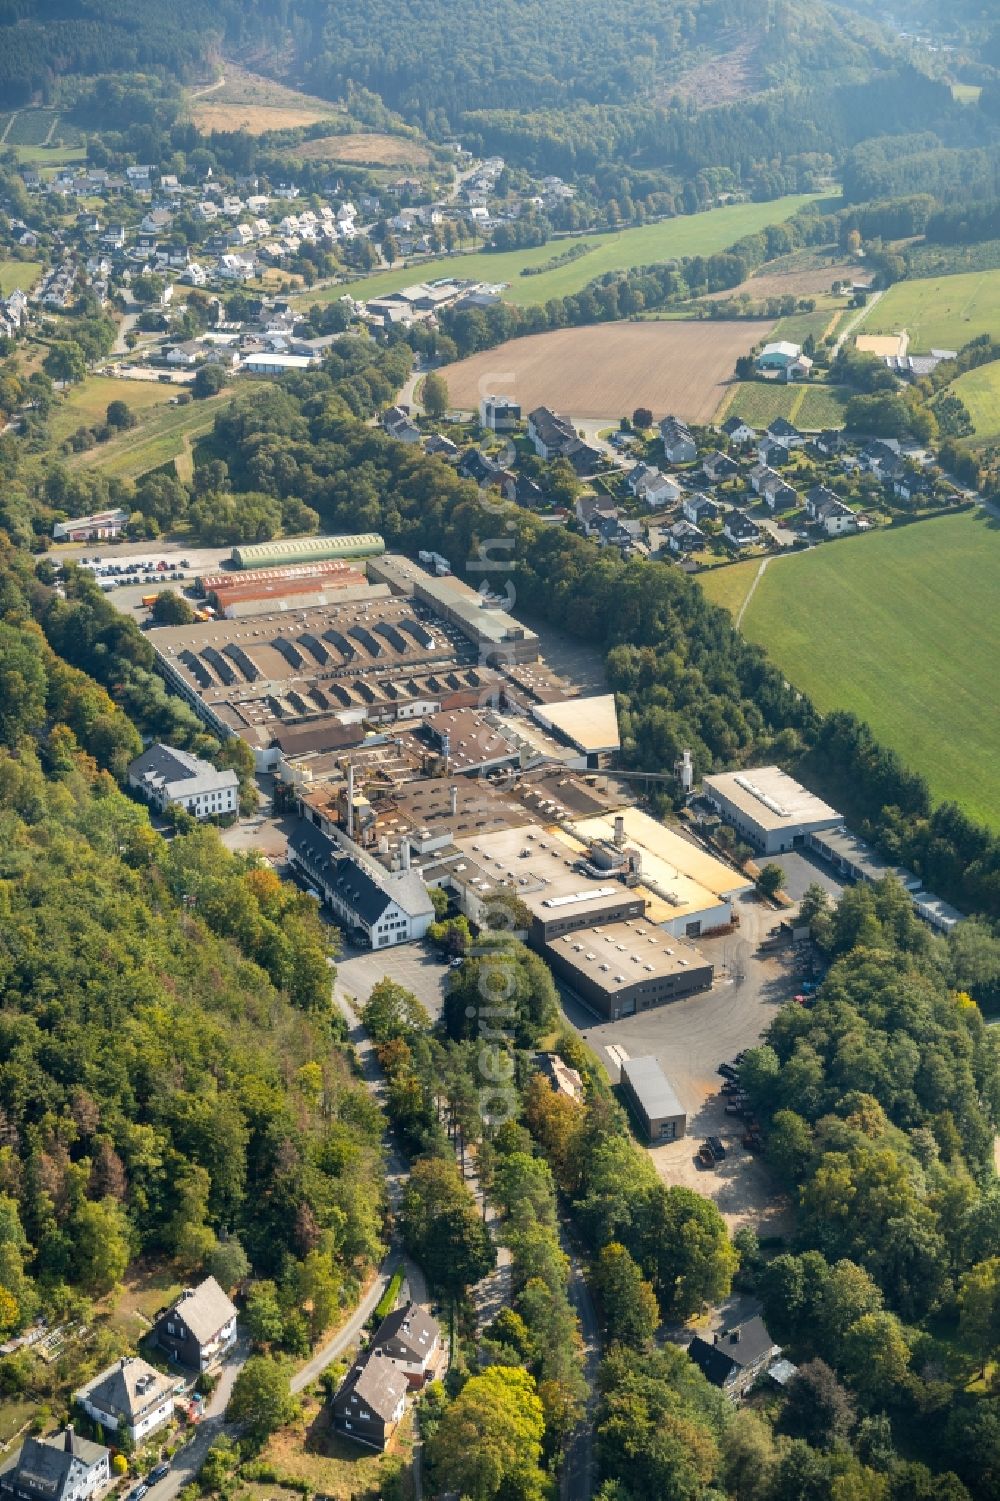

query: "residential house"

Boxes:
[458, 448, 504, 486]
[154, 1277, 239, 1371]
[757, 435, 791, 468]
[52, 508, 128, 543]
[181, 263, 207, 286]
[379, 405, 420, 444]
[163, 341, 202, 367]
[126, 164, 154, 190]
[749, 463, 780, 498]
[805, 485, 855, 534]
[195, 200, 219, 222]
[682, 493, 722, 527]
[701, 449, 739, 485]
[723, 511, 761, 549]
[858, 438, 901, 474]
[595, 513, 644, 554]
[424, 433, 459, 459]
[331, 1351, 408, 1450]
[525, 406, 601, 472]
[785, 352, 814, 380]
[659, 415, 697, 465]
[370, 1303, 441, 1388]
[0, 1430, 109, 1501]
[761, 479, 799, 512]
[480, 394, 521, 431]
[576, 495, 619, 535]
[287, 823, 435, 947]
[721, 414, 756, 446]
[668, 519, 705, 554]
[140, 208, 172, 236]
[892, 466, 934, 502]
[766, 417, 805, 449]
[812, 428, 846, 457]
[687, 1316, 781, 1400]
[217, 253, 256, 281]
[527, 405, 577, 459]
[74, 1357, 175, 1445]
[503, 472, 546, 509]
[127, 745, 239, 820]
[627, 463, 681, 509]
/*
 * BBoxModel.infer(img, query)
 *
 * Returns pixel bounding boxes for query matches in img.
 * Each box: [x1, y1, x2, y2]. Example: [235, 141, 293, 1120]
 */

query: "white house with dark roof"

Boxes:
[74, 1357, 175, 1444]
[721, 414, 756, 446]
[154, 1277, 238, 1371]
[126, 745, 238, 820]
[723, 511, 761, 549]
[288, 822, 434, 947]
[0, 1429, 109, 1501]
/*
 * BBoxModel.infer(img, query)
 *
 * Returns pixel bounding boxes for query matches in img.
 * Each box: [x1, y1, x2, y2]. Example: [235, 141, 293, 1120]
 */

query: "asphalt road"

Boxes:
[560, 1221, 600, 1501]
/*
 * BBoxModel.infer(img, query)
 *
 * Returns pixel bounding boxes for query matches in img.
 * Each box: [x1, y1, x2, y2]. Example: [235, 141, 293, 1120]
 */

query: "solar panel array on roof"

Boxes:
[202, 646, 237, 686]
[225, 644, 260, 683]
[349, 624, 381, 657]
[274, 637, 305, 670]
[324, 629, 355, 660]
[299, 633, 329, 664]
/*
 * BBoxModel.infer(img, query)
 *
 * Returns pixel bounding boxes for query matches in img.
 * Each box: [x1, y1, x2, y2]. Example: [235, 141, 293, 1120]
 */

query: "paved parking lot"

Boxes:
[560, 889, 807, 1235]
[333, 944, 451, 1021]
[772, 848, 844, 903]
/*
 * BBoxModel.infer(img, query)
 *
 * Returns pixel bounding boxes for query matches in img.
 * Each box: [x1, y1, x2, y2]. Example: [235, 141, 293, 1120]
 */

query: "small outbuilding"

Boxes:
[619, 1055, 687, 1143]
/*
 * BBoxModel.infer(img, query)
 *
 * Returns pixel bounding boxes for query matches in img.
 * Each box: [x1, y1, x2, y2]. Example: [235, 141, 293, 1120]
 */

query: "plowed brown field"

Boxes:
[443, 319, 767, 421]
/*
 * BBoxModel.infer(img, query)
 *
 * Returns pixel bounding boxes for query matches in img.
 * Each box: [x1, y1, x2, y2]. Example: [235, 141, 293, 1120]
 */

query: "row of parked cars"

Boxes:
[125, 1460, 170, 1501]
[716, 1052, 762, 1152]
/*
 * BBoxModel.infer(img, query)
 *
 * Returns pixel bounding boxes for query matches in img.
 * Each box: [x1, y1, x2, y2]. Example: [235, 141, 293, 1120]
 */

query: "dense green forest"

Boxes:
[0, 539, 385, 1346]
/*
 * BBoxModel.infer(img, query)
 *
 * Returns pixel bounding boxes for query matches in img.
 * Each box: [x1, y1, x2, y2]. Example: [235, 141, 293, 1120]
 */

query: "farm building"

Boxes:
[755, 341, 813, 380]
[702, 767, 841, 855]
[231, 533, 385, 569]
[619, 1055, 687, 1142]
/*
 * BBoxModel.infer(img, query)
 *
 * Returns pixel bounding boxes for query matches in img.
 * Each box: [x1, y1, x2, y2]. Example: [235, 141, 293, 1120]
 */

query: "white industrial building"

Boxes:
[702, 768, 841, 856]
[127, 744, 239, 819]
[287, 821, 434, 947]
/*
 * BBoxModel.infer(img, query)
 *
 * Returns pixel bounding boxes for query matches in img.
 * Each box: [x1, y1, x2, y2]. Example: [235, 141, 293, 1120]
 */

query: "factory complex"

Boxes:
[137, 535, 964, 996]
